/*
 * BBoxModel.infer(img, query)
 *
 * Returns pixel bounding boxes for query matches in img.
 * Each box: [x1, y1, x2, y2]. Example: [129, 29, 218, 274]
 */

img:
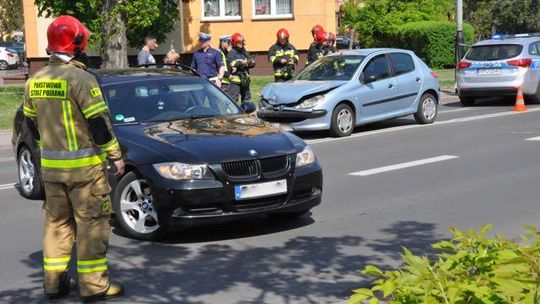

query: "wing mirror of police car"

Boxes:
[241, 102, 257, 114]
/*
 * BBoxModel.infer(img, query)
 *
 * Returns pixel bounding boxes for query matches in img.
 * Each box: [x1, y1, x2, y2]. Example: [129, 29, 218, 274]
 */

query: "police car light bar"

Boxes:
[492, 33, 540, 40]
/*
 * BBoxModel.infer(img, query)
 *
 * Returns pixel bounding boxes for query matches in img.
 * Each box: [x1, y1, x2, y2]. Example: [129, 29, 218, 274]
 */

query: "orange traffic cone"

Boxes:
[514, 87, 527, 112]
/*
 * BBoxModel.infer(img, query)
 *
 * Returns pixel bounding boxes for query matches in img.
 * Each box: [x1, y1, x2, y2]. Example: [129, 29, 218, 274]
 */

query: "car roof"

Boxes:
[329, 48, 413, 57]
[90, 67, 199, 85]
[474, 37, 539, 46]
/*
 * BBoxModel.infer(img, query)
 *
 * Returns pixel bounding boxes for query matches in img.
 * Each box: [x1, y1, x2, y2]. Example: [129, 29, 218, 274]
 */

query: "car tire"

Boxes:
[0, 60, 8, 70]
[112, 172, 164, 241]
[414, 93, 438, 124]
[525, 84, 540, 104]
[330, 103, 355, 137]
[459, 96, 475, 106]
[17, 145, 43, 200]
[268, 209, 311, 221]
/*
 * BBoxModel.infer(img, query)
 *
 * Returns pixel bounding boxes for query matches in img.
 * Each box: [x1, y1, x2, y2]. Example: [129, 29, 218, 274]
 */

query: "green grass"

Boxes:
[0, 86, 24, 130]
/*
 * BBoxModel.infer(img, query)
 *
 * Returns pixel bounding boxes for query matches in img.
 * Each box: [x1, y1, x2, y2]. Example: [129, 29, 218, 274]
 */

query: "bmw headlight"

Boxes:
[153, 162, 214, 180]
[296, 146, 316, 168]
[295, 94, 325, 109]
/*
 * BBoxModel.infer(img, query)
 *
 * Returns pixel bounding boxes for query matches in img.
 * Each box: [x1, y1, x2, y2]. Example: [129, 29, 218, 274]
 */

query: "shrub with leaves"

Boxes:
[349, 225, 540, 304]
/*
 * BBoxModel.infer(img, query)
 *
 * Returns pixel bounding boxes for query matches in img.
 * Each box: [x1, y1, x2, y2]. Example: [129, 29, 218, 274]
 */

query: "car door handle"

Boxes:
[416, 77, 421, 83]
[388, 83, 394, 89]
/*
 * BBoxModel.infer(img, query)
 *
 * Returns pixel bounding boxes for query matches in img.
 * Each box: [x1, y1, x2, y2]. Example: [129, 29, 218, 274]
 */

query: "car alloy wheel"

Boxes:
[119, 178, 160, 235]
[0, 60, 8, 70]
[18, 149, 36, 195]
[422, 97, 437, 121]
[337, 108, 353, 133]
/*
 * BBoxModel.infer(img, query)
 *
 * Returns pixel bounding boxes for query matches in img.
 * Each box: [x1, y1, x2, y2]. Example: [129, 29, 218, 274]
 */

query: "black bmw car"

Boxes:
[12, 67, 323, 240]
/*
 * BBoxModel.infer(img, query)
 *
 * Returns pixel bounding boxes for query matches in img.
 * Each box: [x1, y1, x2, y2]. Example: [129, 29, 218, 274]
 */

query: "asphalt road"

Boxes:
[1, 96, 540, 303]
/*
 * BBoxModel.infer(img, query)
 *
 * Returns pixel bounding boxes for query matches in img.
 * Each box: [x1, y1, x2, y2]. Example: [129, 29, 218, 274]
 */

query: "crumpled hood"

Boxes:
[262, 80, 347, 105]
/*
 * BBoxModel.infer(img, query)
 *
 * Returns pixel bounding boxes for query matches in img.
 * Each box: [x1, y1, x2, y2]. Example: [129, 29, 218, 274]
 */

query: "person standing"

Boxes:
[268, 28, 299, 82]
[23, 15, 125, 302]
[191, 32, 226, 88]
[227, 33, 256, 103]
[323, 32, 337, 55]
[306, 30, 326, 66]
[137, 35, 158, 66]
[163, 49, 180, 68]
[218, 35, 233, 97]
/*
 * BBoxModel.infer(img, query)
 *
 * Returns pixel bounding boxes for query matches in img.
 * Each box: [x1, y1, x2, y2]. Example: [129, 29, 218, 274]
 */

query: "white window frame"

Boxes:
[252, 0, 293, 20]
[201, 0, 242, 22]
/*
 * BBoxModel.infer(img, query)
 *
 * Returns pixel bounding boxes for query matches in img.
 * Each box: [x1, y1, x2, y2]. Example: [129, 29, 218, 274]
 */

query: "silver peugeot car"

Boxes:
[257, 49, 440, 137]
[457, 33, 540, 106]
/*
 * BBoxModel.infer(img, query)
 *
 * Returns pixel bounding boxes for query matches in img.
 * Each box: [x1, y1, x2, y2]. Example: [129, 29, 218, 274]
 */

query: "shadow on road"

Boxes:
[0, 220, 444, 304]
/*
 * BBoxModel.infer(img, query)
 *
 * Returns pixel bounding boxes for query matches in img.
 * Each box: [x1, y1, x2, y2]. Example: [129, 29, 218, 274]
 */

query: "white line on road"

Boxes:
[438, 107, 472, 114]
[0, 157, 14, 163]
[0, 183, 15, 191]
[307, 107, 540, 145]
[348, 155, 459, 177]
[525, 136, 540, 141]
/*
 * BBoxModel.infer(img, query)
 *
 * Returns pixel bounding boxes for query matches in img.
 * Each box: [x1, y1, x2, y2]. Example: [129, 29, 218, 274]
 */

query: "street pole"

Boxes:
[456, 0, 464, 62]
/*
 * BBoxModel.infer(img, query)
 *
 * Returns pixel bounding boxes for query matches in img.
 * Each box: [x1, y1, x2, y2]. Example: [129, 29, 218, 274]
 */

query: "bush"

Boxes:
[391, 21, 475, 69]
[349, 225, 540, 304]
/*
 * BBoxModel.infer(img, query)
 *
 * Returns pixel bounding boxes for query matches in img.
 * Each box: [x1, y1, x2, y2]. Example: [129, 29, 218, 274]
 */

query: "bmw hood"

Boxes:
[262, 80, 347, 105]
[116, 115, 305, 164]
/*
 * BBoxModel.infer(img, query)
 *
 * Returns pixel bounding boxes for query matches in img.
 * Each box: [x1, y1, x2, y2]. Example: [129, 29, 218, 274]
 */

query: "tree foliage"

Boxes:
[0, 0, 24, 39]
[34, 0, 181, 50]
[464, 0, 540, 39]
[341, 0, 454, 48]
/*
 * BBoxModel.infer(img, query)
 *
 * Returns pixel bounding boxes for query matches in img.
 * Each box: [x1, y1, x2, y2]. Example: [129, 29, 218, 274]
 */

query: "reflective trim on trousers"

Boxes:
[44, 256, 71, 271]
[77, 258, 107, 273]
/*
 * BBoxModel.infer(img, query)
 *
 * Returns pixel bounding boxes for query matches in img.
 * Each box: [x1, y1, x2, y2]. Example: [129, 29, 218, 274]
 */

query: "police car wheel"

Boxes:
[330, 103, 355, 137]
[17, 146, 43, 200]
[414, 93, 438, 124]
[0, 61, 8, 70]
[459, 96, 475, 107]
[113, 172, 163, 241]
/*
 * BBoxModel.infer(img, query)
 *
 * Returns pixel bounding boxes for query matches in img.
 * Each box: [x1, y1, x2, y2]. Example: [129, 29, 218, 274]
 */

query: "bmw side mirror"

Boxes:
[241, 102, 257, 114]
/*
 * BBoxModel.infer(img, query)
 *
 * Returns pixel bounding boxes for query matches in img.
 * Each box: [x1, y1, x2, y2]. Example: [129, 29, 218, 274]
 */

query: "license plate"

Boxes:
[478, 69, 501, 75]
[234, 179, 287, 200]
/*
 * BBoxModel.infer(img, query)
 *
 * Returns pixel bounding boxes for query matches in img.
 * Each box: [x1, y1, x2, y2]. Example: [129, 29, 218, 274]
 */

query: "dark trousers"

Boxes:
[221, 83, 233, 99]
[229, 83, 251, 104]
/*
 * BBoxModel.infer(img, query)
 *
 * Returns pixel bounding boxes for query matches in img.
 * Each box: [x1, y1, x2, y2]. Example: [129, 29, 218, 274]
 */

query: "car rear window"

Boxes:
[466, 44, 523, 61]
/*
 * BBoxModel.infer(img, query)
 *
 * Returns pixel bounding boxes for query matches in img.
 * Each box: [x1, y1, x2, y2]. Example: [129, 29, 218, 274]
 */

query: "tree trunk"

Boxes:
[100, 0, 128, 69]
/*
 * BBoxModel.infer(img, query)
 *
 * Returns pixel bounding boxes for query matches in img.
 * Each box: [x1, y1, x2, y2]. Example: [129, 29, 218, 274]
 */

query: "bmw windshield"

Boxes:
[102, 77, 242, 124]
[295, 55, 365, 81]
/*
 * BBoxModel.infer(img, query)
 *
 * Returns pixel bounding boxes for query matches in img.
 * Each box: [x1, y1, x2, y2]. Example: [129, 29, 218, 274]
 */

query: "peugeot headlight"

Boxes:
[296, 146, 316, 168]
[295, 94, 325, 109]
[153, 162, 214, 180]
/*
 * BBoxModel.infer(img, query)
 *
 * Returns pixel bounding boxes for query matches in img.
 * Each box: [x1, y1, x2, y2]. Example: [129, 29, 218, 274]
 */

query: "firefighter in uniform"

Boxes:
[306, 30, 327, 66]
[227, 33, 256, 103]
[324, 32, 338, 55]
[218, 35, 233, 98]
[23, 15, 125, 302]
[268, 28, 299, 82]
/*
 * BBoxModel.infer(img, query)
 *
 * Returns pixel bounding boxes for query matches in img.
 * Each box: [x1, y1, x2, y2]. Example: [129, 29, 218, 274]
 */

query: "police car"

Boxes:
[457, 33, 540, 106]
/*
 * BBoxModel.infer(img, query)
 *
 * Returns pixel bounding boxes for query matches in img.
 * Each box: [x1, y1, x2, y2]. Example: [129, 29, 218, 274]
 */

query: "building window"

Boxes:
[253, 0, 293, 20]
[202, 0, 241, 21]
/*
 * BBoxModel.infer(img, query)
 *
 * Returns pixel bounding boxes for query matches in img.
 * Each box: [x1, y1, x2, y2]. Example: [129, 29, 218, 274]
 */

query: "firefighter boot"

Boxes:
[82, 282, 124, 303]
[45, 271, 77, 300]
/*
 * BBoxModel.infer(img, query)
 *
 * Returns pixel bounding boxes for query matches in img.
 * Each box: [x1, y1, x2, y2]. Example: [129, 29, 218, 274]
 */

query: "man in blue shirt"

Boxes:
[191, 33, 226, 88]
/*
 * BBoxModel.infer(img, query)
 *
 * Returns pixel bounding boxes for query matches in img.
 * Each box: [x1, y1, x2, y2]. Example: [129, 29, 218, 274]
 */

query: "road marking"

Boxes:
[0, 157, 14, 163]
[0, 183, 15, 191]
[349, 155, 459, 177]
[308, 107, 540, 145]
[525, 136, 540, 141]
[438, 107, 472, 114]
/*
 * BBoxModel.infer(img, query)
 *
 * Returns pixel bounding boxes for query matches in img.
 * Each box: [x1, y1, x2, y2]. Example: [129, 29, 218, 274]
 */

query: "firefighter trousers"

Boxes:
[229, 83, 251, 104]
[42, 168, 113, 297]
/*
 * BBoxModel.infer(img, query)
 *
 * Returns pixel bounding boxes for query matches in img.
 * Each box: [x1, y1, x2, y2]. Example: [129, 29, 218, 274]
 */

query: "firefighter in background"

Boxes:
[324, 32, 338, 55]
[311, 24, 324, 40]
[268, 28, 299, 82]
[227, 33, 256, 103]
[306, 30, 327, 66]
[23, 15, 125, 302]
[218, 35, 233, 98]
